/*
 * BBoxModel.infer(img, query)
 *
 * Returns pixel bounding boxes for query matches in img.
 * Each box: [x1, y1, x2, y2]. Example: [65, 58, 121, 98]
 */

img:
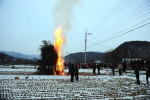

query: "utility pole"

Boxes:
[66, 52, 70, 64]
[85, 29, 92, 64]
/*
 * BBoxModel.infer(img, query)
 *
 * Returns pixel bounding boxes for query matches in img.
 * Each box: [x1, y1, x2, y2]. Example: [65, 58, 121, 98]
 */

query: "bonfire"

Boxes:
[54, 27, 65, 75]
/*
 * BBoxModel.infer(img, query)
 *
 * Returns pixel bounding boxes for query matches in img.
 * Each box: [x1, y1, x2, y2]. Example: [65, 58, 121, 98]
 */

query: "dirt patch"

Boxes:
[65, 72, 108, 76]
[0, 71, 109, 76]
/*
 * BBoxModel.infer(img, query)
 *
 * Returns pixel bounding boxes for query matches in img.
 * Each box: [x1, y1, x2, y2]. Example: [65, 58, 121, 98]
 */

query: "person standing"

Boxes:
[75, 64, 79, 81]
[97, 63, 101, 75]
[69, 63, 75, 82]
[145, 59, 150, 84]
[146, 65, 150, 84]
[93, 63, 96, 75]
[134, 63, 140, 85]
[118, 62, 123, 75]
[112, 62, 115, 76]
[110, 62, 115, 75]
[64, 63, 67, 69]
[122, 61, 127, 72]
[141, 59, 144, 70]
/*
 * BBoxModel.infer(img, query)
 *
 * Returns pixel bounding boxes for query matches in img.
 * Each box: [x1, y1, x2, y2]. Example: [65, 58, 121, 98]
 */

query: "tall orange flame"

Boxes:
[54, 27, 65, 75]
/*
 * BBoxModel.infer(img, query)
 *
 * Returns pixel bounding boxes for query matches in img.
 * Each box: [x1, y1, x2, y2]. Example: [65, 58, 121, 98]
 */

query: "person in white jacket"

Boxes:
[118, 62, 123, 75]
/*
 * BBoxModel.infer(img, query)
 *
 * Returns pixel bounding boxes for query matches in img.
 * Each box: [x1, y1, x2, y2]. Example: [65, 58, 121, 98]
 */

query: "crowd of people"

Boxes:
[66, 59, 150, 85]
[105, 59, 150, 85]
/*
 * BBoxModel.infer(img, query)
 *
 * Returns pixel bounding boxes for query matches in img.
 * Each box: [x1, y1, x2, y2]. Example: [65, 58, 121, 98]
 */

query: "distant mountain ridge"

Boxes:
[0, 51, 40, 59]
[1, 41, 149, 63]
[65, 52, 105, 64]
[66, 41, 150, 63]
[0, 53, 37, 65]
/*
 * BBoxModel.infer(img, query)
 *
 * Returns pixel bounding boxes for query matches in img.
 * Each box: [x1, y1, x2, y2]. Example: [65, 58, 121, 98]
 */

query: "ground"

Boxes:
[0, 65, 150, 100]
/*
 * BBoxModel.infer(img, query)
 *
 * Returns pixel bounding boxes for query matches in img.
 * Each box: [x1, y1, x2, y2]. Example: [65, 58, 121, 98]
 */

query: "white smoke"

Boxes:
[53, 0, 79, 35]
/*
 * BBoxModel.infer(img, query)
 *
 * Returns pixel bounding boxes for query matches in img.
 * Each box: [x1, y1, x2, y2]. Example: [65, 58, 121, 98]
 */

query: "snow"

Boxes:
[0, 65, 36, 67]
[0, 68, 36, 72]
[0, 66, 150, 99]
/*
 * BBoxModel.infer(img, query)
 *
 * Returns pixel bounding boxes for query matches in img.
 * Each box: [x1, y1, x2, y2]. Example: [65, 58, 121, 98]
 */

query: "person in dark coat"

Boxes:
[122, 61, 127, 72]
[145, 59, 150, 84]
[69, 63, 75, 82]
[93, 63, 96, 75]
[141, 59, 144, 70]
[64, 63, 67, 69]
[134, 63, 140, 85]
[131, 60, 134, 70]
[146, 65, 150, 84]
[75, 64, 79, 81]
[97, 63, 101, 75]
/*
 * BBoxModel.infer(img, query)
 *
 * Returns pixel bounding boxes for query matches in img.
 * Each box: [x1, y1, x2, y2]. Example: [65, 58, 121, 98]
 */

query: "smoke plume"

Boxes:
[53, 0, 79, 35]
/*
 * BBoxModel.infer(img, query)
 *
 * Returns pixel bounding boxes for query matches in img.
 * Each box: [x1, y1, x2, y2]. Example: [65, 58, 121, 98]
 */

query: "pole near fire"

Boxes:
[85, 29, 92, 64]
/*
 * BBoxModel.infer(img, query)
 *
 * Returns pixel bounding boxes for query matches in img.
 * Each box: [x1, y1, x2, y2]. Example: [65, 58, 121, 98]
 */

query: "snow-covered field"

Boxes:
[0, 65, 150, 100]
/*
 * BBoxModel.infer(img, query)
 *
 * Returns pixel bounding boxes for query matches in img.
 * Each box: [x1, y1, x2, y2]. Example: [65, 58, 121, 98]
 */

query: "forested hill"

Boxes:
[65, 41, 150, 63]
[103, 41, 150, 62]
[115, 41, 150, 58]
[65, 52, 105, 64]
[1, 41, 149, 65]
[116, 41, 150, 49]
[0, 53, 36, 65]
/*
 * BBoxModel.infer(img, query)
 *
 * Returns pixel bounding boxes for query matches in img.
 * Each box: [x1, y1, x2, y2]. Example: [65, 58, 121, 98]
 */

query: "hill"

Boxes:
[0, 53, 36, 65]
[103, 41, 150, 62]
[1, 41, 149, 64]
[0, 51, 39, 59]
[65, 52, 105, 64]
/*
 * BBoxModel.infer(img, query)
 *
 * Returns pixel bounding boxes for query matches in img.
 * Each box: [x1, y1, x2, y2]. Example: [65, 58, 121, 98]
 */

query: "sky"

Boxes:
[0, 0, 150, 55]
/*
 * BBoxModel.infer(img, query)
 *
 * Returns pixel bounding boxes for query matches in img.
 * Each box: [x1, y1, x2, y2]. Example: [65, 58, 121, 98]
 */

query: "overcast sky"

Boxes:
[0, 0, 150, 55]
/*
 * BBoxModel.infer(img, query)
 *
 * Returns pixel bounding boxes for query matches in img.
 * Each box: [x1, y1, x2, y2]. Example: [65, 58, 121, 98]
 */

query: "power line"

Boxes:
[88, 18, 150, 47]
[68, 0, 150, 53]
[90, 0, 127, 32]
[87, 0, 120, 31]
[91, 0, 133, 33]
[67, 37, 84, 53]
[88, 6, 150, 43]
[87, 22, 150, 48]
[89, 0, 150, 39]
[69, 0, 131, 53]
